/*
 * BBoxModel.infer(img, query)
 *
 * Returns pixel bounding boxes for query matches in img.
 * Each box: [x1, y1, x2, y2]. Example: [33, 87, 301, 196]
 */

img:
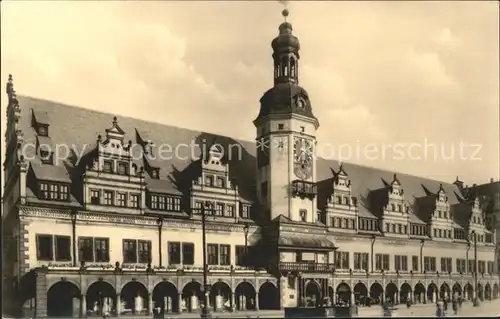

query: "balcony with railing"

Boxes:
[278, 262, 335, 273]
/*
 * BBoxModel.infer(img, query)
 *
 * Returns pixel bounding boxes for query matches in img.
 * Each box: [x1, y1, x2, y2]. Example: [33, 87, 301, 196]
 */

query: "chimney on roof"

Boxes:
[490, 178, 494, 183]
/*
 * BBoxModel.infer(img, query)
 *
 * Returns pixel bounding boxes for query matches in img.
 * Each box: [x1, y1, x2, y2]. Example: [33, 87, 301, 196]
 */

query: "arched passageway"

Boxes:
[152, 281, 178, 314]
[120, 281, 149, 315]
[181, 281, 203, 312]
[336, 283, 351, 305]
[477, 284, 484, 301]
[234, 282, 256, 311]
[427, 283, 438, 303]
[210, 281, 231, 311]
[493, 284, 499, 299]
[440, 283, 451, 300]
[47, 281, 82, 317]
[484, 284, 492, 300]
[464, 283, 474, 301]
[86, 281, 116, 316]
[370, 282, 383, 305]
[353, 283, 368, 306]
[304, 281, 321, 307]
[385, 283, 398, 304]
[399, 283, 411, 304]
[259, 282, 279, 310]
[452, 283, 462, 298]
[414, 283, 426, 304]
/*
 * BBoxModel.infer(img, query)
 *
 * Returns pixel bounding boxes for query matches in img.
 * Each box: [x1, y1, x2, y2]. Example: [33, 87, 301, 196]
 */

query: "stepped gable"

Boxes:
[18, 95, 464, 217]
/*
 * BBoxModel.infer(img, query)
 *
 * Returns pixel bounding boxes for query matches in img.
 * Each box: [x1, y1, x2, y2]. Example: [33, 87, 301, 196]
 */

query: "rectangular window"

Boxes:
[151, 195, 158, 210]
[354, 252, 369, 271]
[138, 240, 151, 264]
[193, 201, 202, 214]
[166, 197, 174, 211]
[478, 261, 486, 274]
[412, 256, 419, 271]
[104, 190, 114, 205]
[216, 177, 225, 188]
[40, 183, 49, 199]
[168, 242, 181, 264]
[215, 203, 224, 216]
[220, 244, 230, 265]
[240, 205, 250, 219]
[424, 256, 436, 272]
[130, 194, 139, 208]
[95, 238, 109, 262]
[123, 239, 137, 263]
[117, 193, 127, 207]
[468, 260, 475, 273]
[235, 245, 246, 266]
[205, 175, 214, 186]
[36, 234, 53, 261]
[117, 162, 128, 175]
[103, 160, 113, 173]
[395, 255, 408, 271]
[456, 259, 466, 273]
[182, 243, 194, 265]
[55, 236, 71, 261]
[90, 189, 100, 204]
[375, 254, 390, 271]
[158, 196, 166, 210]
[441, 257, 452, 273]
[78, 237, 94, 262]
[173, 198, 181, 211]
[227, 205, 235, 217]
[49, 184, 58, 200]
[59, 185, 69, 200]
[335, 251, 349, 269]
[207, 244, 219, 265]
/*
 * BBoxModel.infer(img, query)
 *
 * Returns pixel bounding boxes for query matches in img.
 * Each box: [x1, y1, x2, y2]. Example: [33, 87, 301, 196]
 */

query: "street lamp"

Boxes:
[71, 210, 77, 267]
[470, 230, 480, 307]
[243, 223, 249, 266]
[157, 218, 163, 268]
[201, 201, 212, 319]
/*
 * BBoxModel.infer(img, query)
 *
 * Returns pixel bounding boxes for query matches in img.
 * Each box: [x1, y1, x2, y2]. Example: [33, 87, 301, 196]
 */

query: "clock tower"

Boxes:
[254, 9, 320, 223]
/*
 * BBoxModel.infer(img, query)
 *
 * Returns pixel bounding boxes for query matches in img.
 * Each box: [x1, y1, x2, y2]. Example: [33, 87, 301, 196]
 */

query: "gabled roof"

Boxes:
[16, 95, 465, 221]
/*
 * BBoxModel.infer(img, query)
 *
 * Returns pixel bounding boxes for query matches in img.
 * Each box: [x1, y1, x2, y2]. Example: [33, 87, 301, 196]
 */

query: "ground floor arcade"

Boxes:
[291, 274, 499, 308]
[18, 267, 279, 317]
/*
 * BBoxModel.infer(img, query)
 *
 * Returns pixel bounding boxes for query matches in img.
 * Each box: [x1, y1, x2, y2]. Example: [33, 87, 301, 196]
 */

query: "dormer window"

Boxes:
[117, 162, 128, 175]
[151, 168, 160, 179]
[39, 182, 69, 201]
[299, 209, 307, 222]
[216, 177, 225, 188]
[38, 125, 48, 137]
[205, 175, 214, 186]
[40, 150, 53, 165]
[103, 160, 113, 173]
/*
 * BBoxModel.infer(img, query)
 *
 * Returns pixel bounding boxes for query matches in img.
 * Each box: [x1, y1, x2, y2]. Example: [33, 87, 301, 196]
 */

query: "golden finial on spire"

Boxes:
[282, 8, 289, 22]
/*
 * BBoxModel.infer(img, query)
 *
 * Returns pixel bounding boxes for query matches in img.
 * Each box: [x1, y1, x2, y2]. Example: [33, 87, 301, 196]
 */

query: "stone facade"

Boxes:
[2, 9, 499, 318]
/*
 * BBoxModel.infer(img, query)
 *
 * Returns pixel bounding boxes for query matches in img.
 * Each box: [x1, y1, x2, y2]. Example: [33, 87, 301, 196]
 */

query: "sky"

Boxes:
[1, 0, 499, 188]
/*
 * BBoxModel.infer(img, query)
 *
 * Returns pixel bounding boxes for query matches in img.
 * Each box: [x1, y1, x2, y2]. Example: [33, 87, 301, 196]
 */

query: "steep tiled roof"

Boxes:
[16, 95, 465, 222]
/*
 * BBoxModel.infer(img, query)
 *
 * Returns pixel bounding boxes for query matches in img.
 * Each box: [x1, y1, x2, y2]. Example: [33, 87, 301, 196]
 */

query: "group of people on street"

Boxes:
[435, 295, 463, 317]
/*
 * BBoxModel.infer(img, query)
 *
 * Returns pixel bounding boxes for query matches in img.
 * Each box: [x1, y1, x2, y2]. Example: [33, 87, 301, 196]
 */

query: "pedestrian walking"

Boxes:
[436, 303, 443, 318]
[452, 298, 458, 315]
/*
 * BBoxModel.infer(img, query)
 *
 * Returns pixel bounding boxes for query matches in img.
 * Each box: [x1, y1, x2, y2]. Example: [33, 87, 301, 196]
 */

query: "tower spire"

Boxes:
[271, 8, 300, 85]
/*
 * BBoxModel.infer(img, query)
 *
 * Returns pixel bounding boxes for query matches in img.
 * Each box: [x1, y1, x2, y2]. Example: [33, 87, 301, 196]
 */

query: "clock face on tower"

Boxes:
[293, 137, 313, 180]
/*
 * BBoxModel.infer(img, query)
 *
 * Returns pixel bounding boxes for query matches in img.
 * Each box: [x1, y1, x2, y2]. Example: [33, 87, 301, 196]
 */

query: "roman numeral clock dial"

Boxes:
[293, 137, 313, 180]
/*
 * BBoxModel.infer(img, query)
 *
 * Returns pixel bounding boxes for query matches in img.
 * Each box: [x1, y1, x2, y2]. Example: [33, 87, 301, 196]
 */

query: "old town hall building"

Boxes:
[2, 9, 499, 318]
